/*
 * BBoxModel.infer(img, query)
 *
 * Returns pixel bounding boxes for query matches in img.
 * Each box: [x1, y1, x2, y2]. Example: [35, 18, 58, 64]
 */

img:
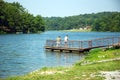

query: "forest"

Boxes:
[0, 0, 45, 34]
[44, 12, 120, 32]
[0, 0, 120, 34]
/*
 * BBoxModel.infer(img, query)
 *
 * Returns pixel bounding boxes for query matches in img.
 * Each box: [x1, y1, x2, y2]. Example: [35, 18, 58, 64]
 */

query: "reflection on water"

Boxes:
[45, 50, 84, 67]
[0, 31, 120, 78]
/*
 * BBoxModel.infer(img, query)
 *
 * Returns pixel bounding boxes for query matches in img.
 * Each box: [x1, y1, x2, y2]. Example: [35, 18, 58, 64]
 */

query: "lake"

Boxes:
[0, 31, 120, 78]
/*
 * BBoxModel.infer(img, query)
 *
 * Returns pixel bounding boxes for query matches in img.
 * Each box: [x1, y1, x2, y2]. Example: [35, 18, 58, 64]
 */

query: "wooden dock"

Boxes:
[45, 37, 120, 53]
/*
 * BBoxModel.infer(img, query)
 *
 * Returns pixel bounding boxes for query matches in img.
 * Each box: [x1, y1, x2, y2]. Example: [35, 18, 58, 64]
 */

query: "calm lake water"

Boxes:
[0, 31, 120, 78]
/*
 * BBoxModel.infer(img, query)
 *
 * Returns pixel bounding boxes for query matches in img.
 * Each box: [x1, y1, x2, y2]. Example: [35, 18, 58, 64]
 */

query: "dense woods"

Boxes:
[0, 0, 45, 34]
[44, 12, 120, 32]
[0, 0, 120, 34]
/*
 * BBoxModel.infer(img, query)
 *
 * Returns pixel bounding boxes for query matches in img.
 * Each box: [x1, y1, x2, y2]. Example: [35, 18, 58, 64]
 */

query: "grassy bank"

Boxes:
[5, 48, 120, 80]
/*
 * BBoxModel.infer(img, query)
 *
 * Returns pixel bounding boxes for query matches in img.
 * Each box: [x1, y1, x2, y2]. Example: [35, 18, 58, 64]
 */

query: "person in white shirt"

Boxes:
[64, 35, 68, 47]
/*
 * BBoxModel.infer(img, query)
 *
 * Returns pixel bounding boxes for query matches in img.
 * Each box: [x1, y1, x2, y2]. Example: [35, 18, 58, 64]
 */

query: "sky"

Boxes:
[5, 0, 120, 17]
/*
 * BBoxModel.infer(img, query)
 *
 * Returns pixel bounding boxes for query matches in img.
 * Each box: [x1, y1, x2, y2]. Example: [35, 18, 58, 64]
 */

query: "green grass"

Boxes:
[4, 48, 120, 80]
[84, 48, 120, 61]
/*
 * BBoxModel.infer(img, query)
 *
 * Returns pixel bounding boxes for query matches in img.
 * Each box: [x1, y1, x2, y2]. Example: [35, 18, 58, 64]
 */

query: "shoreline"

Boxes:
[4, 48, 120, 80]
[62, 29, 91, 32]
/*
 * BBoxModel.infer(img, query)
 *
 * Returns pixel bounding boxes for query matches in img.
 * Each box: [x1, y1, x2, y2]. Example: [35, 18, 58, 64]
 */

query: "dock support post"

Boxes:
[60, 50, 63, 52]
[69, 50, 72, 53]
[51, 49, 54, 52]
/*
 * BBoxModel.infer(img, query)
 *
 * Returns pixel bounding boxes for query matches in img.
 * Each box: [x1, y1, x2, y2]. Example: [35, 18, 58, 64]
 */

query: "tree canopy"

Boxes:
[44, 12, 120, 32]
[0, 0, 45, 34]
[1, 0, 120, 34]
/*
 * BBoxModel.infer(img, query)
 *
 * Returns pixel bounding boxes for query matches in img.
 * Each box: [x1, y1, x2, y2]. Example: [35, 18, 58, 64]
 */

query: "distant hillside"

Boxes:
[44, 12, 120, 32]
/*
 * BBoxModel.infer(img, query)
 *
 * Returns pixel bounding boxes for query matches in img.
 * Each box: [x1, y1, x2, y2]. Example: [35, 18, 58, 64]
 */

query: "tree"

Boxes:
[0, 0, 45, 34]
[44, 12, 120, 32]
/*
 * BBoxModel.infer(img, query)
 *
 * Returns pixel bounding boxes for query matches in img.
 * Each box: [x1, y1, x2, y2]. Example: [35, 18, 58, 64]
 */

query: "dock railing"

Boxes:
[45, 37, 120, 50]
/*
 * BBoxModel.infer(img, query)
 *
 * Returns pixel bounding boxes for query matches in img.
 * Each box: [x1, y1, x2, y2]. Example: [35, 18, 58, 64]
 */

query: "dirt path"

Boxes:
[81, 58, 120, 65]
[100, 71, 120, 80]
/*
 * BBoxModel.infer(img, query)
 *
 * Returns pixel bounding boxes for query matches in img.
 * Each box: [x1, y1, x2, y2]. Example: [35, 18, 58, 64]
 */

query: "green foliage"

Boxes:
[1, 0, 119, 33]
[92, 12, 120, 32]
[75, 48, 120, 66]
[44, 12, 120, 32]
[0, 0, 45, 34]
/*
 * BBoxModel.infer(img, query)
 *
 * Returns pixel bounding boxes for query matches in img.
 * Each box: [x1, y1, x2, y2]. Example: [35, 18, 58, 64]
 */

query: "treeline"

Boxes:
[0, 0, 45, 34]
[1, 0, 120, 34]
[44, 12, 120, 32]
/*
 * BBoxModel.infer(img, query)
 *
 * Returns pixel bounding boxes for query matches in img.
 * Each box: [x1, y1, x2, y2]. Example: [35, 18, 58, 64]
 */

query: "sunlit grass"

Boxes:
[83, 48, 120, 61]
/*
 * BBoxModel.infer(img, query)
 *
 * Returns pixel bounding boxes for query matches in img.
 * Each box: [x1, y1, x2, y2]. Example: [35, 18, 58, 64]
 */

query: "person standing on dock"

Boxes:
[64, 35, 69, 47]
[56, 36, 61, 47]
